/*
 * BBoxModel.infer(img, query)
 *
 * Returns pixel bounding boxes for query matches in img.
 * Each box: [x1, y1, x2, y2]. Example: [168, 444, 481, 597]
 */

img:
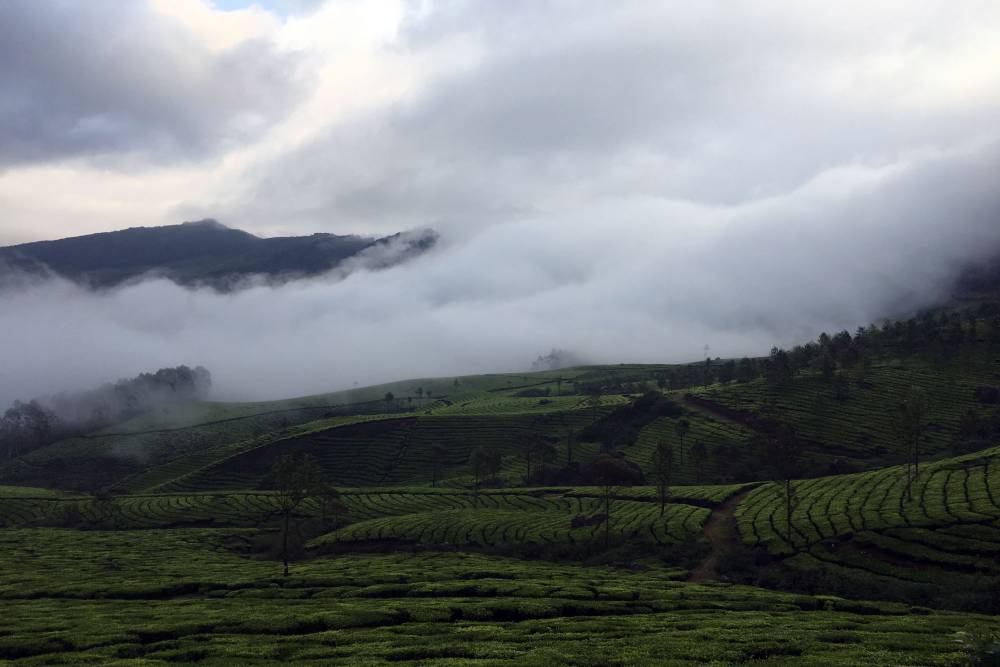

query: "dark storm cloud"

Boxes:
[0, 1, 304, 167]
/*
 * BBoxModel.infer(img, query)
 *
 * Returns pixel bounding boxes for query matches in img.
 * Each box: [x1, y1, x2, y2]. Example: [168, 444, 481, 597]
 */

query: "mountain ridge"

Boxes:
[0, 219, 437, 290]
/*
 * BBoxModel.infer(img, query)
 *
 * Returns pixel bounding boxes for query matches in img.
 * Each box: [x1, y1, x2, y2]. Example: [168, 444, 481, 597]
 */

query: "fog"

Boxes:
[2, 139, 998, 407]
[2, 1, 1000, 407]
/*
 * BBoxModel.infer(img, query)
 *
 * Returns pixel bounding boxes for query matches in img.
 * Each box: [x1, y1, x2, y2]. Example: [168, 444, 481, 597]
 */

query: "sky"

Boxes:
[2, 1, 1000, 404]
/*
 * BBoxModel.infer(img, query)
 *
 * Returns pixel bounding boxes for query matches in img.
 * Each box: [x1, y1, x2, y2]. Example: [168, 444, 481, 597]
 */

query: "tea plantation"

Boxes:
[3, 322, 1000, 664]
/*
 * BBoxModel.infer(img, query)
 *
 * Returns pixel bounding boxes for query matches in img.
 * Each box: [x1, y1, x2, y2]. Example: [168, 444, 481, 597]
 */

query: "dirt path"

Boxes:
[688, 489, 753, 582]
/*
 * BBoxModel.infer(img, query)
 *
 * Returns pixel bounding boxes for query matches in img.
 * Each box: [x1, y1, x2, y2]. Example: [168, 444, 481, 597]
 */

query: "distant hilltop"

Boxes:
[0, 220, 437, 290]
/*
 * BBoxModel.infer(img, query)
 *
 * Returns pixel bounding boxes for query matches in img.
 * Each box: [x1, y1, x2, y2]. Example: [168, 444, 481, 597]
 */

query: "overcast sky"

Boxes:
[2, 1, 1000, 403]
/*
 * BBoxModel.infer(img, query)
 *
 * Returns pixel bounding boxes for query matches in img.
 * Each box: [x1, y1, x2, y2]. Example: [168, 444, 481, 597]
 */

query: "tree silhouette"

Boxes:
[758, 421, 802, 548]
[485, 447, 503, 486]
[518, 434, 537, 483]
[893, 386, 929, 501]
[430, 443, 447, 487]
[469, 447, 487, 499]
[691, 440, 707, 483]
[587, 386, 604, 426]
[651, 441, 673, 516]
[272, 453, 324, 576]
[589, 454, 637, 548]
[674, 418, 690, 467]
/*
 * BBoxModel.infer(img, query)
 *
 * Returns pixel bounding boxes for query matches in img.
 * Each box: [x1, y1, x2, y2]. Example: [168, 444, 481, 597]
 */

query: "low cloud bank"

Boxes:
[1, 140, 998, 407]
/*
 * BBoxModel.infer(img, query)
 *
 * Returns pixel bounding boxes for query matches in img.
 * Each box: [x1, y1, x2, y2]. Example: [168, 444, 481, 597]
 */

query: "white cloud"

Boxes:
[2, 1, 1000, 404]
[2, 139, 998, 406]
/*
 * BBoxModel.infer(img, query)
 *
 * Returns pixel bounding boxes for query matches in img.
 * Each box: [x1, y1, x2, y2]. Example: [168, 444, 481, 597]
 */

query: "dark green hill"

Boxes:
[0, 219, 436, 289]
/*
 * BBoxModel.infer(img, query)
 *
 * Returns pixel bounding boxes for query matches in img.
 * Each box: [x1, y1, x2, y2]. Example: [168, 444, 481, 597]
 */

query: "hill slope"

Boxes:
[0, 219, 436, 289]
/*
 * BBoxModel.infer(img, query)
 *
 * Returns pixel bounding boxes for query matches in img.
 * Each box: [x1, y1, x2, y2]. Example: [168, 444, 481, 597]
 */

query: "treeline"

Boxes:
[0, 366, 211, 461]
[651, 304, 1000, 392]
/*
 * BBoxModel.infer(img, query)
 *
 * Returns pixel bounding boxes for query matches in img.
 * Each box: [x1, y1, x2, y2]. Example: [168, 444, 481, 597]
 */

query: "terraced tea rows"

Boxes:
[0, 484, 734, 533]
[735, 445, 1000, 592]
[3, 528, 994, 665]
[313, 500, 709, 550]
[690, 356, 1000, 464]
[630, 414, 755, 484]
[428, 394, 629, 416]
[155, 410, 606, 492]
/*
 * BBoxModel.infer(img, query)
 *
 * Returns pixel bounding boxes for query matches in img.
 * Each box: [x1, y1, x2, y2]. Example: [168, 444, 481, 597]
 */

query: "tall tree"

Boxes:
[589, 454, 637, 548]
[484, 447, 504, 486]
[758, 421, 802, 549]
[674, 418, 690, 467]
[430, 443, 447, 487]
[383, 392, 395, 412]
[765, 348, 793, 388]
[469, 447, 489, 504]
[892, 386, 929, 501]
[587, 385, 604, 426]
[691, 440, 707, 483]
[566, 427, 576, 467]
[651, 441, 674, 516]
[518, 434, 537, 483]
[272, 453, 324, 577]
[316, 480, 348, 531]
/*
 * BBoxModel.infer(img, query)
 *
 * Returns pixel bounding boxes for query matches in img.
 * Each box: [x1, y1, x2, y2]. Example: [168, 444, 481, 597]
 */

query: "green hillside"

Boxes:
[3, 308, 1000, 663]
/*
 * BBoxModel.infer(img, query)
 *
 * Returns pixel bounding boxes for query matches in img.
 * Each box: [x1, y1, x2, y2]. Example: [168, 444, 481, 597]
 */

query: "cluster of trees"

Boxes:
[579, 391, 684, 452]
[1, 366, 211, 461]
[759, 307, 1000, 391]
[955, 405, 1000, 454]
[634, 307, 1000, 397]
[382, 389, 436, 412]
[469, 446, 504, 496]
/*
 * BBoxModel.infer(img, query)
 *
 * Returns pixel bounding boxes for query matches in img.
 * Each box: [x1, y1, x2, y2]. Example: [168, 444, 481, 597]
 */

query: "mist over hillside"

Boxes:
[6, 3, 1000, 662]
[2, 140, 999, 408]
[2, 1, 1000, 408]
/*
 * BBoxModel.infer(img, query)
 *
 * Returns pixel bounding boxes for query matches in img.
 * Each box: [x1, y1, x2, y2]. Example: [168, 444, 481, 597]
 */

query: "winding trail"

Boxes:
[688, 489, 753, 582]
